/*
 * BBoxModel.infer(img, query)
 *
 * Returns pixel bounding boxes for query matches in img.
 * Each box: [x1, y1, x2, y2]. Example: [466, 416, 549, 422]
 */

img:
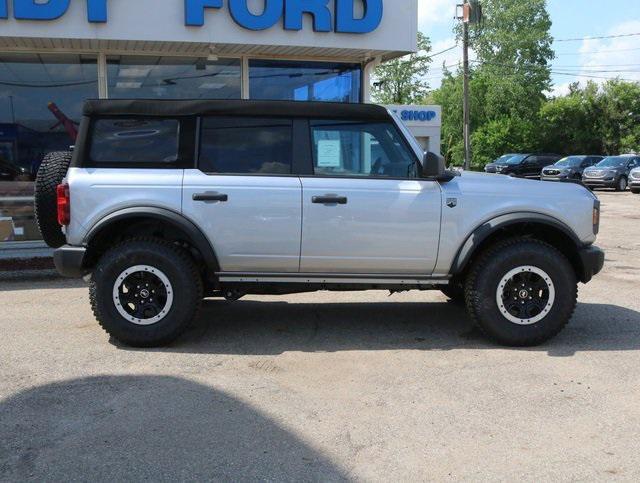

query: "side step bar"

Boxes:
[216, 272, 451, 285]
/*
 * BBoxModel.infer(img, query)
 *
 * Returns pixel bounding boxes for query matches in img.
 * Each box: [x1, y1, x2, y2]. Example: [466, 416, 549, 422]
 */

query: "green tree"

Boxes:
[433, 0, 554, 167]
[598, 80, 640, 154]
[539, 82, 603, 155]
[538, 80, 640, 156]
[371, 32, 432, 104]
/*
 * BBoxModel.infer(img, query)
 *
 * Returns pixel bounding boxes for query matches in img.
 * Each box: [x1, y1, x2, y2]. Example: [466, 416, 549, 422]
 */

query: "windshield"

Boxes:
[494, 154, 516, 164]
[505, 154, 528, 165]
[596, 157, 627, 168]
[555, 156, 583, 167]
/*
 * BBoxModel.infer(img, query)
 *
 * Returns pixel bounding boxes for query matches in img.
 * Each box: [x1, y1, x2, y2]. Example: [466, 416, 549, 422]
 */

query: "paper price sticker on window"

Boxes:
[317, 140, 342, 168]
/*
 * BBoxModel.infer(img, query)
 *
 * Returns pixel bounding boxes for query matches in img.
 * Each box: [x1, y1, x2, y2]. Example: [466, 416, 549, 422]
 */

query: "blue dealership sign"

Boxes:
[1, 0, 383, 33]
[400, 109, 437, 122]
[185, 0, 383, 32]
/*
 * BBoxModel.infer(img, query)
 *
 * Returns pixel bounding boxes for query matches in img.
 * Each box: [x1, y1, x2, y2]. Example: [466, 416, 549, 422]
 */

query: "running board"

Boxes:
[216, 272, 451, 285]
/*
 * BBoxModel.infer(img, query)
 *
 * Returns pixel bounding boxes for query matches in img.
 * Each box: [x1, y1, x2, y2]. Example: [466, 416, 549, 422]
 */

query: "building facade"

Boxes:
[0, 0, 432, 245]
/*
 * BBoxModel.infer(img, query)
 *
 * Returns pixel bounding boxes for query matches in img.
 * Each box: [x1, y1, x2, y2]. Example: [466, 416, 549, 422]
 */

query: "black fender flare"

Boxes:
[450, 212, 583, 275]
[84, 207, 220, 272]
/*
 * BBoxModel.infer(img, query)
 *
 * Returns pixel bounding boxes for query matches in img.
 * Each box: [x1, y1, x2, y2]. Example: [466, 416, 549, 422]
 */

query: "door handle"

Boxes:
[193, 192, 228, 202]
[312, 195, 348, 205]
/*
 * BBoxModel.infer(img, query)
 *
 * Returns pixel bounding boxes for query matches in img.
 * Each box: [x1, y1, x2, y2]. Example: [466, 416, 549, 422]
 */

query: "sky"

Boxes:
[418, 0, 640, 95]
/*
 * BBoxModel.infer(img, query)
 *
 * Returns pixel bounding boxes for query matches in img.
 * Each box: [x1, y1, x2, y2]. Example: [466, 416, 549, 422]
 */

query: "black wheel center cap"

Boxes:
[139, 289, 150, 299]
[519, 289, 529, 299]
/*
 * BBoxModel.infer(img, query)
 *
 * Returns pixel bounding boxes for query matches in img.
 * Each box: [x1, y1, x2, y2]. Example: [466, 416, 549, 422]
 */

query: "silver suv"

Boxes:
[35, 100, 604, 348]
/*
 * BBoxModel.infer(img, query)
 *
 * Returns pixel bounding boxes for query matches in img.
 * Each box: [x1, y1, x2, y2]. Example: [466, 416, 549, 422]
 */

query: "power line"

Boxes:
[465, 59, 640, 82]
[551, 72, 640, 82]
[428, 45, 458, 59]
[555, 32, 640, 42]
[551, 63, 640, 69]
[555, 47, 640, 56]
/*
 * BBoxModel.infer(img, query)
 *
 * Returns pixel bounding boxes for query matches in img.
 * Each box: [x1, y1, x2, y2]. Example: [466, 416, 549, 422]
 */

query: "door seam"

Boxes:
[298, 177, 304, 273]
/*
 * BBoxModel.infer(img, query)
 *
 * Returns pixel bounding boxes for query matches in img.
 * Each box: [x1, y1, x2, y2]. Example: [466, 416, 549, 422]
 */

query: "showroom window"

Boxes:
[249, 60, 361, 103]
[106, 56, 241, 99]
[0, 53, 98, 243]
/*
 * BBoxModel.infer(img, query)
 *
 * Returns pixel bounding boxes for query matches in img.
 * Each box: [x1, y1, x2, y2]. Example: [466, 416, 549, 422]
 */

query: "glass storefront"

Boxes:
[0, 53, 98, 242]
[0, 53, 362, 244]
[249, 60, 361, 103]
[106, 57, 241, 99]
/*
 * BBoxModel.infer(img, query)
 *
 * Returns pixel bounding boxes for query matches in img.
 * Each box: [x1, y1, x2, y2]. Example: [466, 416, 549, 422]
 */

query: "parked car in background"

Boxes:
[630, 167, 640, 194]
[485, 153, 562, 179]
[582, 154, 640, 191]
[541, 155, 603, 182]
[487, 153, 518, 168]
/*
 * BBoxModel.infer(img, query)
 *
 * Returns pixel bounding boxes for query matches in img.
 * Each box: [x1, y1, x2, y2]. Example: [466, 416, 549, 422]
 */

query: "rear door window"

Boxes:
[199, 117, 293, 175]
[89, 118, 180, 165]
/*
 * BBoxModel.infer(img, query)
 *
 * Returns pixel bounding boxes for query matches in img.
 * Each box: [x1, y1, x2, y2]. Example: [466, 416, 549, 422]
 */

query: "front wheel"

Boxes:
[631, 188, 640, 194]
[90, 239, 203, 347]
[615, 176, 628, 192]
[465, 238, 577, 346]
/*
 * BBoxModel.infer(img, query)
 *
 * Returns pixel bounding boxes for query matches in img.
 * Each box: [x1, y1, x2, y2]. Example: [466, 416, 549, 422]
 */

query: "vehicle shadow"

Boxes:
[0, 375, 349, 481]
[116, 299, 640, 357]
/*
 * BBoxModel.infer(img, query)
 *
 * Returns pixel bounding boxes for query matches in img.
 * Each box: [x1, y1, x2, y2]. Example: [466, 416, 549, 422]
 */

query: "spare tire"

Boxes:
[34, 151, 72, 248]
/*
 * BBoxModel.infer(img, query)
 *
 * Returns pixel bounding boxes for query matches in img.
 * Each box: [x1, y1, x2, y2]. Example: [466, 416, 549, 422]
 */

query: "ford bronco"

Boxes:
[35, 99, 604, 347]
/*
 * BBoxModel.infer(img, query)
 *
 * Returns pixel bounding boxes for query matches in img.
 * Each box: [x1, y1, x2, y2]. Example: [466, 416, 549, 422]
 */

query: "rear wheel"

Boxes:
[90, 239, 203, 347]
[465, 238, 577, 346]
[34, 151, 72, 248]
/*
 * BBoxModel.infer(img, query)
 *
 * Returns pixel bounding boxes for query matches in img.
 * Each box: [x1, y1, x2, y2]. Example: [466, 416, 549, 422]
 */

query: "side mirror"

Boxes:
[422, 151, 446, 178]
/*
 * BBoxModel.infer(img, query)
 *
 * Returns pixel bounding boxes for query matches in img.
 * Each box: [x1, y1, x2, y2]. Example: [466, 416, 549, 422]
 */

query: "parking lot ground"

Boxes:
[1, 191, 639, 482]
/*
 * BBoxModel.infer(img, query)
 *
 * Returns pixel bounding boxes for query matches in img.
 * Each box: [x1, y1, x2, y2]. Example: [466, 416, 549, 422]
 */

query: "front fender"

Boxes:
[450, 212, 583, 275]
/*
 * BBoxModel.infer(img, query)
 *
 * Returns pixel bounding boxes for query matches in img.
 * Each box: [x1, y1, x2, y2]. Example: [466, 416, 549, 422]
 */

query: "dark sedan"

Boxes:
[485, 153, 562, 178]
[541, 155, 603, 182]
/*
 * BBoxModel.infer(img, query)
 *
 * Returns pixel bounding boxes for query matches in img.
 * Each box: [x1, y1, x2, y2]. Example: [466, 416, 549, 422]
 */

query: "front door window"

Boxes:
[310, 120, 418, 179]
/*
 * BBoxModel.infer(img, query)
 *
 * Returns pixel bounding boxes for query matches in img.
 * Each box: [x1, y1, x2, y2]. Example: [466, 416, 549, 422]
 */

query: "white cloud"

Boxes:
[555, 20, 640, 91]
[418, 0, 457, 29]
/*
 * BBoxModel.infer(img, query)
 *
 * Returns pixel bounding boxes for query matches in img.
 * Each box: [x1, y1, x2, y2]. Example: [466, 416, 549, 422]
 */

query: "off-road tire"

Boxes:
[34, 151, 72, 248]
[465, 238, 578, 347]
[615, 176, 627, 192]
[90, 238, 203, 347]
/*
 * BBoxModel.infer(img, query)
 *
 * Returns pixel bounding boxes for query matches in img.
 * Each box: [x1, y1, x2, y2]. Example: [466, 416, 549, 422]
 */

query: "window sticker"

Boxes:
[317, 140, 342, 168]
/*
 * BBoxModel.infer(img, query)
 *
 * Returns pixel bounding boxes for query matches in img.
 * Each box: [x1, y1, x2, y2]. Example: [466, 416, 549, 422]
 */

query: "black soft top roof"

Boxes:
[83, 99, 391, 121]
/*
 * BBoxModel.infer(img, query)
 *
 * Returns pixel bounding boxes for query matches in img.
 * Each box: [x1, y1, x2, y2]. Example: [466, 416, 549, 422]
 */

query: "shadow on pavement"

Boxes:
[114, 299, 640, 357]
[0, 376, 348, 481]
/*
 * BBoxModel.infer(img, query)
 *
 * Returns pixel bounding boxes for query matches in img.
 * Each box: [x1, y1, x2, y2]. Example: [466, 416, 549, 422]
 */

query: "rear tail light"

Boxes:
[593, 200, 600, 235]
[56, 183, 70, 226]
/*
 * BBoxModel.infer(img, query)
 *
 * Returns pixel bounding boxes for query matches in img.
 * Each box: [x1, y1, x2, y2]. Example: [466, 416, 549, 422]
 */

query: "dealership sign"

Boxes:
[386, 105, 442, 128]
[398, 109, 437, 122]
[0, 0, 383, 33]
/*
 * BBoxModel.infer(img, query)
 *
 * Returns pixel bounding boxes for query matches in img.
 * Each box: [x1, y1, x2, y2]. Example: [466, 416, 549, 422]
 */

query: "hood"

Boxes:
[585, 165, 620, 172]
[454, 170, 594, 197]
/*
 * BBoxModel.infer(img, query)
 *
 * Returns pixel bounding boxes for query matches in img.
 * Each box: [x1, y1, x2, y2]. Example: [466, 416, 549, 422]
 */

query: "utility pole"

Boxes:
[457, 1, 481, 170]
[462, 8, 471, 171]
